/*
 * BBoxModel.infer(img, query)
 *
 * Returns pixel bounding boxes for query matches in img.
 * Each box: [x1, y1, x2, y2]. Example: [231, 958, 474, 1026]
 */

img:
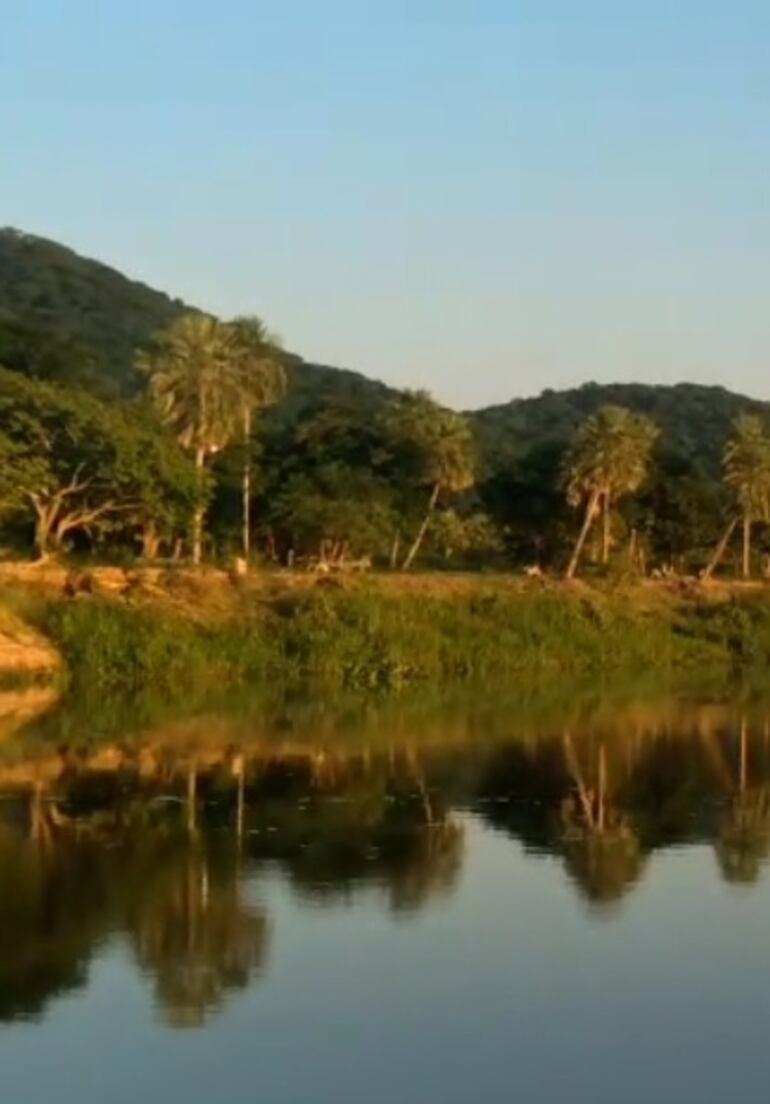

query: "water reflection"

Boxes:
[2, 694, 770, 1026]
[475, 708, 770, 904]
[0, 737, 463, 1026]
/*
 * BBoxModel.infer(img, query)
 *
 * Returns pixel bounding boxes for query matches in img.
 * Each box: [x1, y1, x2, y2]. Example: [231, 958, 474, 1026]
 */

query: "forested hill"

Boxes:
[0, 227, 395, 411]
[0, 228, 191, 394]
[3, 226, 770, 571]
[473, 382, 770, 476]
[1, 226, 767, 471]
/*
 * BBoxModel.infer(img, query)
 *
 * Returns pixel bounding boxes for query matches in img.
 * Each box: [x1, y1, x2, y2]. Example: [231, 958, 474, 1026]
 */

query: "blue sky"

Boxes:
[2, 2, 768, 408]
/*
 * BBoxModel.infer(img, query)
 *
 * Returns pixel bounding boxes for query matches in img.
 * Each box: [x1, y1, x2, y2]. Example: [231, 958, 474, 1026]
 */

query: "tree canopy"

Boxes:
[2, 227, 770, 577]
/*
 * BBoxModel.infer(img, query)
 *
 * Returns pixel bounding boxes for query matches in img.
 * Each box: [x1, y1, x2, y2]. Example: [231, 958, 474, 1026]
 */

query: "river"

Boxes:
[1, 687, 769, 1102]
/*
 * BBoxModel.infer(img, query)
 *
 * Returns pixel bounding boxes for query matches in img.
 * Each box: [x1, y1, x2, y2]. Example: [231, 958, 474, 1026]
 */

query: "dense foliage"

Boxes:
[38, 585, 770, 694]
[3, 227, 770, 577]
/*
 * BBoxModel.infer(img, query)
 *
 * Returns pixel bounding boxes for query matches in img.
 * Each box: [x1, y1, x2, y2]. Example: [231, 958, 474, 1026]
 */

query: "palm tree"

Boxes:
[230, 317, 287, 564]
[138, 314, 241, 564]
[390, 392, 475, 570]
[704, 414, 770, 580]
[563, 405, 658, 579]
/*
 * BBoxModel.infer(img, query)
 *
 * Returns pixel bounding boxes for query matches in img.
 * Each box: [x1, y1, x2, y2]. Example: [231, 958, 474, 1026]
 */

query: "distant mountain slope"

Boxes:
[0, 227, 396, 410]
[0, 228, 192, 393]
[1, 228, 765, 472]
[473, 381, 770, 475]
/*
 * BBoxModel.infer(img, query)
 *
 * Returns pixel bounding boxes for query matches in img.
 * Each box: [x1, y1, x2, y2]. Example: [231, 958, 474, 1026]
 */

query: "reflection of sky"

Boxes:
[4, 820, 770, 1104]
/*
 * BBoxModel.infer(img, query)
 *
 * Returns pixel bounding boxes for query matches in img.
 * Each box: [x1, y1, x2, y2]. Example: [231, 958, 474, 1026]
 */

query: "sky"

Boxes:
[2, 1, 768, 409]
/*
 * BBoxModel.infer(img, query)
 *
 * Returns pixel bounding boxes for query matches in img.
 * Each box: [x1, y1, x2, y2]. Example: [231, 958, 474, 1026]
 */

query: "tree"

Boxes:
[112, 405, 201, 560]
[704, 414, 770, 580]
[269, 465, 398, 562]
[0, 368, 198, 558]
[563, 405, 659, 579]
[259, 398, 401, 563]
[138, 314, 242, 564]
[229, 317, 286, 563]
[428, 510, 503, 565]
[389, 392, 475, 570]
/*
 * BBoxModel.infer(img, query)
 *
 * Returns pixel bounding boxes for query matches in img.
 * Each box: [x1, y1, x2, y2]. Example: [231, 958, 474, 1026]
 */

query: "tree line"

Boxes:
[2, 310, 770, 578]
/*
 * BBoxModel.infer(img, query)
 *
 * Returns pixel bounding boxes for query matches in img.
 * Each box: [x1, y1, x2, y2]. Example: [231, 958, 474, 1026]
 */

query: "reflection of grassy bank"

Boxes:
[6, 668, 770, 772]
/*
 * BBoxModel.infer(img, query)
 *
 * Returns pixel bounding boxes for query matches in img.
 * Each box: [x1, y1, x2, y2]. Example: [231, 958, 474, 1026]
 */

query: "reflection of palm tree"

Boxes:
[388, 820, 464, 913]
[709, 719, 770, 885]
[130, 843, 269, 1028]
[560, 733, 645, 908]
[0, 803, 107, 1022]
[246, 752, 465, 914]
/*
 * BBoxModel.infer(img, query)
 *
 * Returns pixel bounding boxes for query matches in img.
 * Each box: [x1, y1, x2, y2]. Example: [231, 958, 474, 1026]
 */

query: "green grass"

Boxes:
[30, 584, 770, 696]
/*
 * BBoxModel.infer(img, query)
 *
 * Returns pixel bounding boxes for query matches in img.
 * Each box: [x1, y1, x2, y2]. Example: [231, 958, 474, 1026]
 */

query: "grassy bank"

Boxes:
[8, 573, 770, 694]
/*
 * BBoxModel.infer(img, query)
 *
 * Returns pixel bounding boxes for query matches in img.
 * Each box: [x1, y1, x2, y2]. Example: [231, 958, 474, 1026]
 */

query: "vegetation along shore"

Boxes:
[4, 570, 770, 694]
[5, 230, 770, 692]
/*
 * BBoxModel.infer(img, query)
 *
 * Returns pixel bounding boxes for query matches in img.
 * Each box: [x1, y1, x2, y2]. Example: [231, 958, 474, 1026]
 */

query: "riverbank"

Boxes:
[0, 599, 60, 679]
[2, 568, 770, 693]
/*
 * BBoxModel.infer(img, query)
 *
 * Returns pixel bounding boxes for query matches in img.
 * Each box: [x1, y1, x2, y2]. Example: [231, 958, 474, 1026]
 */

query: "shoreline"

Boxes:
[2, 567, 770, 692]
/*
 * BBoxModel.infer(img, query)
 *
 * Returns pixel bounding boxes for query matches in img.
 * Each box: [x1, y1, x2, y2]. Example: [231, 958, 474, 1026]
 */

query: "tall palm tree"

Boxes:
[391, 392, 475, 571]
[138, 314, 241, 564]
[705, 414, 770, 580]
[230, 317, 287, 563]
[563, 405, 658, 579]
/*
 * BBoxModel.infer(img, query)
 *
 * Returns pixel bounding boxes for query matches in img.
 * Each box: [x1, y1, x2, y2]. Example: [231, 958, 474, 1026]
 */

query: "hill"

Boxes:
[0, 227, 396, 411]
[1, 226, 766, 474]
[472, 381, 770, 476]
[2, 227, 769, 571]
[0, 228, 192, 394]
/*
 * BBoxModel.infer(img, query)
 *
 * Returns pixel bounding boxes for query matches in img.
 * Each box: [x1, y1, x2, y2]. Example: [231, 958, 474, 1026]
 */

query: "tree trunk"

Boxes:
[702, 517, 738, 581]
[390, 532, 401, 570]
[402, 483, 441, 571]
[627, 527, 638, 571]
[34, 516, 52, 561]
[186, 766, 198, 836]
[242, 406, 251, 565]
[601, 492, 611, 565]
[739, 716, 748, 794]
[742, 513, 751, 580]
[565, 491, 600, 580]
[192, 447, 205, 566]
[597, 745, 606, 833]
[141, 522, 161, 561]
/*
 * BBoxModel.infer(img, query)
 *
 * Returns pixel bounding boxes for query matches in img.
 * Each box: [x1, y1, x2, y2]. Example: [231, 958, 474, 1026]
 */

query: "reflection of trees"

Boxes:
[243, 752, 464, 914]
[0, 791, 110, 1021]
[559, 735, 645, 908]
[128, 839, 269, 1028]
[0, 778, 269, 1029]
[707, 719, 770, 884]
[5, 708, 770, 1029]
[474, 733, 645, 910]
[472, 716, 770, 907]
[0, 747, 464, 1025]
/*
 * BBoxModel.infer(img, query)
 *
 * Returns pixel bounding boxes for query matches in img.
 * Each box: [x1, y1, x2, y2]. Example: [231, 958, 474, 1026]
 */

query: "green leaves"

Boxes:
[0, 368, 198, 553]
[723, 413, 770, 521]
[139, 314, 243, 455]
[563, 405, 659, 509]
[388, 390, 475, 496]
[230, 315, 287, 413]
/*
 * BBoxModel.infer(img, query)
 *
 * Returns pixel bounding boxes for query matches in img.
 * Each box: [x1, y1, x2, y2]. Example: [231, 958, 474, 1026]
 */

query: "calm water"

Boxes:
[2, 689, 770, 1102]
